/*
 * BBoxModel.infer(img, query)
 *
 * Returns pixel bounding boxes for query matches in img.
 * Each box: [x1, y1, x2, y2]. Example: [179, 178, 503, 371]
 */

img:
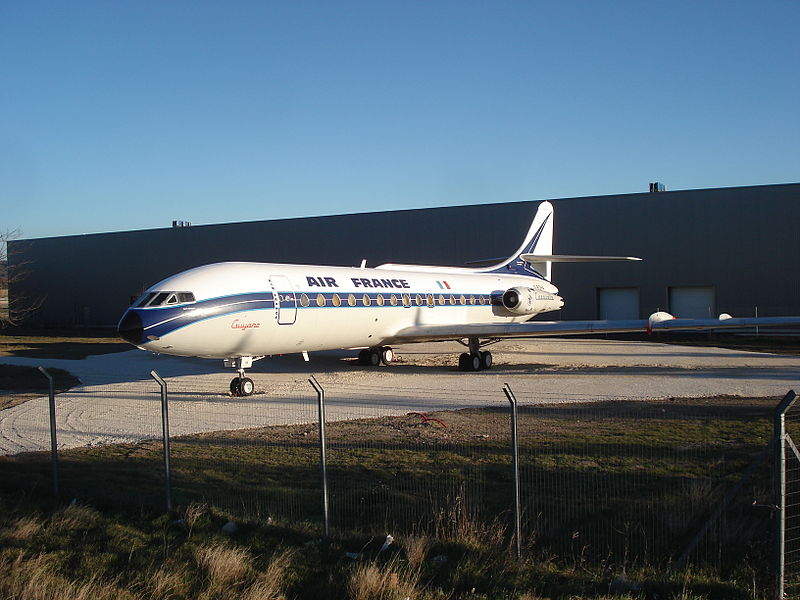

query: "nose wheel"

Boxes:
[223, 356, 263, 397]
[230, 376, 255, 397]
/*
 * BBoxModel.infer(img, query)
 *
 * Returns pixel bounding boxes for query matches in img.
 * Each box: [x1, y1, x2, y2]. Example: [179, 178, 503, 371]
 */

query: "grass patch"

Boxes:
[0, 396, 782, 598]
[0, 328, 128, 359]
[0, 365, 80, 410]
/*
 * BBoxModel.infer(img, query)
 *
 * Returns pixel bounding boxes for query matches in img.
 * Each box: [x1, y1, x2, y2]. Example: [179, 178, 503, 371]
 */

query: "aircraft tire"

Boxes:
[239, 377, 255, 396]
[230, 378, 242, 396]
[368, 349, 381, 366]
[469, 353, 482, 371]
[480, 351, 493, 370]
[357, 349, 371, 365]
[380, 347, 394, 365]
[458, 353, 470, 371]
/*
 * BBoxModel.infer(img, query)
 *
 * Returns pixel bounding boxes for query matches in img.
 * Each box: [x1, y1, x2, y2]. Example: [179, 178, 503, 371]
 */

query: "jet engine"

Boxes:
[501, 287, 564, 315]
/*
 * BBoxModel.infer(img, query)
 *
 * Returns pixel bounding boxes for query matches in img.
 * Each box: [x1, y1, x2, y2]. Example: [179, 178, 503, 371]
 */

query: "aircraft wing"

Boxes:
[383, 315, 800, 344]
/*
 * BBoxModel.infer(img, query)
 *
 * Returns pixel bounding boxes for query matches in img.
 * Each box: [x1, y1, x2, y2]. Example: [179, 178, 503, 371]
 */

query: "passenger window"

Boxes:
[332, 294, 341, 307]
[427, 294, 434, 306]
[459, 295, 466, 305]
[479, 295, 486, 305]
[362, 294, 371, 306]
[402, 294, 411, 307]
[469, 295, 475, 305]
[390, 295, 398, 306]
[376, 294, 385, 306]
[415, 294, 423, 306]
[316, 294, 326, 307]
[348, 294, 356, 307]
[438, 294, 445, 306]
[300, 294, 310, 307]
[449, 295, 455, 306]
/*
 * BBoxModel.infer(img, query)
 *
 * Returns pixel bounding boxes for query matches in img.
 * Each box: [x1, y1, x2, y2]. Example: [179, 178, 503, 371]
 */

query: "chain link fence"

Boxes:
[0, 368, 792, 596]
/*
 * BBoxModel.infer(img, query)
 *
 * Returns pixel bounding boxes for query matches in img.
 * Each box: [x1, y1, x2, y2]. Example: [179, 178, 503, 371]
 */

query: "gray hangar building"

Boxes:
[9, 182, 800, 329]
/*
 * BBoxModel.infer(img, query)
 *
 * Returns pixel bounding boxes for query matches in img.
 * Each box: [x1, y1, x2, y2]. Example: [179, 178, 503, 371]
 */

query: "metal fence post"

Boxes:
[503, 383, 522, 559]
[309, 375, 330, 540]
[37, 366, 59, 497]
[775, 390, 797, 600]
[150, 370, 173, 513]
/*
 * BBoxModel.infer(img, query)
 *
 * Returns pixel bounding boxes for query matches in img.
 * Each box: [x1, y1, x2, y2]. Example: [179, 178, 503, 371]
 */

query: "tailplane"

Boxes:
[482, 200, 641, 280]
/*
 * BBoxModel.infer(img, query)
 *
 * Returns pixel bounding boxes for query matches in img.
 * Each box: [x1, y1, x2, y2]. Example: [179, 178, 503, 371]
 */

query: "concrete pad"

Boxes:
[1, 339, 798, 455]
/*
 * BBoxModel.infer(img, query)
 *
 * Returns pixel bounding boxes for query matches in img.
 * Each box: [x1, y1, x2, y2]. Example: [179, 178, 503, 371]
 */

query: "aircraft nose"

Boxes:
[117, 310, 144, 346]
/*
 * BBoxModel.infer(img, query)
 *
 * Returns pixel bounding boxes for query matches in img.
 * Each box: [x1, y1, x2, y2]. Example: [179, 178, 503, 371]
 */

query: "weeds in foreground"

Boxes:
[348, 557, 421, 600]
[0, 497, 760, 600]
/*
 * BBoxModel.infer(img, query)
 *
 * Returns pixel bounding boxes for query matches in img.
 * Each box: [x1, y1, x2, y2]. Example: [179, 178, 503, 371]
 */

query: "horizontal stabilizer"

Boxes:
[520, 254, 642, 263]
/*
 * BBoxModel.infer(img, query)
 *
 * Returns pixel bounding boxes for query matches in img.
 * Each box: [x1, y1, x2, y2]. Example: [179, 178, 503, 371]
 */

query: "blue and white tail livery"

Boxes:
[117, 201, 800, 396]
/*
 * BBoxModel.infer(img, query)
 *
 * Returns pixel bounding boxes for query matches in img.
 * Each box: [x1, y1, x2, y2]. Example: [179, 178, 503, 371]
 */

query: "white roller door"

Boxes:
[669, 286, 715, 318]
[597, 288, 640, 320]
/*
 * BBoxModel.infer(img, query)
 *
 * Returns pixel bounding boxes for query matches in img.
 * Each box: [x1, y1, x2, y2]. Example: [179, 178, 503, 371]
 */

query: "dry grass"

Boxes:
[49, 503, 101, 530]
[182, 502, 208, 537]
[401, 534, 431, 571]
[148, 563, 191, 599]
[194, 542, 252, 586]
[347, 558, 421, 600]
[242, 549, 293, 600]
[6, 515, 44, 541]
[433, 494, 508, 552]
[0, 554, 139, 600]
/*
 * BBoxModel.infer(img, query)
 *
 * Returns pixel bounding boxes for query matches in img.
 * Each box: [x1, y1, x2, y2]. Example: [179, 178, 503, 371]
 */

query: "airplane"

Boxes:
[117, 201, 800, 396]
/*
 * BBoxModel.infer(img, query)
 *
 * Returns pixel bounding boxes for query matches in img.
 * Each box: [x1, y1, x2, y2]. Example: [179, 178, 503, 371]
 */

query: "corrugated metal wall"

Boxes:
[8, 183, 799, 327]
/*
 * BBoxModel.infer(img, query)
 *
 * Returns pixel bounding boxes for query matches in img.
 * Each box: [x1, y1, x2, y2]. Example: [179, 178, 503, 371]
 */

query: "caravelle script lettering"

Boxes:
[231, 319, 261, 330]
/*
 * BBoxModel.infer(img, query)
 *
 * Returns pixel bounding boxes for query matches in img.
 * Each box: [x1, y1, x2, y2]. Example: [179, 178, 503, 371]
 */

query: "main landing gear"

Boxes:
[357, 346, 395, 366]
[457, 337, 494, 372]
[223, 356, 264, 397]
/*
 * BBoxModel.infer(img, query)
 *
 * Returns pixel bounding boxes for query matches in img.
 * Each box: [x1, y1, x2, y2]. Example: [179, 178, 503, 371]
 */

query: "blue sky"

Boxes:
[2, 1, 798, 240]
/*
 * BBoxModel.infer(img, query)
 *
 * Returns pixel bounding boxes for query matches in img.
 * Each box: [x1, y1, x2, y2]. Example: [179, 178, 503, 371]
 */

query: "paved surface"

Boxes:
[1, 339, 799, 455]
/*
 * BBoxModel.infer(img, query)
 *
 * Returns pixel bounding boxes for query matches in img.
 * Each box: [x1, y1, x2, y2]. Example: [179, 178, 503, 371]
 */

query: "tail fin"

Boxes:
[481, 200, 641, 280]
[483, 201, 554, 279]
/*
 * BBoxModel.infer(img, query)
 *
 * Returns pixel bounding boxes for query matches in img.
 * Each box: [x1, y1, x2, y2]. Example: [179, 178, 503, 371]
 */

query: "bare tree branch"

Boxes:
[1, 228, 43, 327]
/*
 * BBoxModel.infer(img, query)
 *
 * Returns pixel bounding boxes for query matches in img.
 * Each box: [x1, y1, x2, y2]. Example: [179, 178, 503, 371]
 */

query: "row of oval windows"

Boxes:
[297, 293, 490, 308]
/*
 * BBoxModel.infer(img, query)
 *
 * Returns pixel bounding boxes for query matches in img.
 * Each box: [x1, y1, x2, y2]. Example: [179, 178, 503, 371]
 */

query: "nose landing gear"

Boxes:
[223, 356, 264, 397]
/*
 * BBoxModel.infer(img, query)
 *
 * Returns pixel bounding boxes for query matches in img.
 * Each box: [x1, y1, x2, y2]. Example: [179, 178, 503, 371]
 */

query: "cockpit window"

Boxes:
[138, 291, 196, 308]
[150, 292, 171, 306]
[135, 292, 157, 307]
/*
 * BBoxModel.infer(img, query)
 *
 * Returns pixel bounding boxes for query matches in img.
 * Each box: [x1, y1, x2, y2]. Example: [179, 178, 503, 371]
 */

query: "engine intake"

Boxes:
[501, 286, 564, 315]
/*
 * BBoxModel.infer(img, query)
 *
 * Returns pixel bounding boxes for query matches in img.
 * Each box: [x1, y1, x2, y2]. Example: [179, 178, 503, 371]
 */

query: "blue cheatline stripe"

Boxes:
[136, 289, 504, 340]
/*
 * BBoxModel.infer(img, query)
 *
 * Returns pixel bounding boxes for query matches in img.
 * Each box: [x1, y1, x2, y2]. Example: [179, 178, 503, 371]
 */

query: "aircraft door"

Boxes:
[269, 275, 297, 325]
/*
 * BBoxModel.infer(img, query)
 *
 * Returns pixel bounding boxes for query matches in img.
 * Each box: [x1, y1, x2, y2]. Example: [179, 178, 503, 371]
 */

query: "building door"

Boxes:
[597, 287, 640, 319]
[669, 286, 715, 318]
[269, 275, 297, 324]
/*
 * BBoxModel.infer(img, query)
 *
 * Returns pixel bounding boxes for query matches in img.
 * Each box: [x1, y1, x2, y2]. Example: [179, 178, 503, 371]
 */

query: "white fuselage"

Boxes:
[118, 261, 563, 359]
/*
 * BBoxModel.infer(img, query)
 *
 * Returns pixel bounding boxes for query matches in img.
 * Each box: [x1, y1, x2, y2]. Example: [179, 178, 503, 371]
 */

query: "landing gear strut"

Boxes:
[357, 346, 394, 366]
[223, 356, 264, 397]
[457, 337, 494, 372]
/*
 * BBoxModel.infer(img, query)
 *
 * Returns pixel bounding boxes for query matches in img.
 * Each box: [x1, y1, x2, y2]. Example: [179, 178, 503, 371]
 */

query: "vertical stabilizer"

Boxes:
[484, 201, 554, 279]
